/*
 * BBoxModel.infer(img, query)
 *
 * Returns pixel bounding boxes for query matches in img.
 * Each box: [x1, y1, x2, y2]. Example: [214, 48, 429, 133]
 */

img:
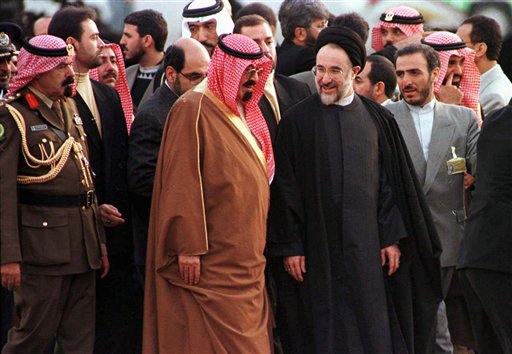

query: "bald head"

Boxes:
[33, 16, 52, 36]
[165, 37, 210, 96]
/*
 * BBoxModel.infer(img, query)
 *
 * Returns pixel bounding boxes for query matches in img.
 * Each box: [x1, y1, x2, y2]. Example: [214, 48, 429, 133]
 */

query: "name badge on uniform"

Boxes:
[447, 146, 466, 175]
[73, 114, 83, 125]
[30, 124, 49, 132]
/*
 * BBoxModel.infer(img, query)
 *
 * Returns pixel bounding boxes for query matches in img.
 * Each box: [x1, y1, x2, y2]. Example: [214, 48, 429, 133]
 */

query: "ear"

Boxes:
[374, 81, 385, 97]
[66, 37, 77, 49]
[351, 66, 361, 78]
[431, 67, 440, 84]
[142, 34, 153, 49]
[165, 65, 178, 82]
[294, 27, 307, 43]
[473, 42, 487, 59]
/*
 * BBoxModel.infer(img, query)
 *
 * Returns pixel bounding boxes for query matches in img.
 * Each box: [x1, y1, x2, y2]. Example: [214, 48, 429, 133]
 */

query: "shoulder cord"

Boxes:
[5, 103, 78, 185]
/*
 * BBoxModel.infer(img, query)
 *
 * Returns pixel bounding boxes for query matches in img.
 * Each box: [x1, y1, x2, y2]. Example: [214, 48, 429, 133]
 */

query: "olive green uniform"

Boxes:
[0, 88, 105, 354]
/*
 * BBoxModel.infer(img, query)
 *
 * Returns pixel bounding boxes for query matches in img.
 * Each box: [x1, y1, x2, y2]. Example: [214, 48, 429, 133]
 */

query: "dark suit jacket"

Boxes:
[75, 80, 131, 256]
[259, 74, 310, 144]
[458, 105, 512, 273]
[276, 39, 316, 76]
[127, 84, 179, 265]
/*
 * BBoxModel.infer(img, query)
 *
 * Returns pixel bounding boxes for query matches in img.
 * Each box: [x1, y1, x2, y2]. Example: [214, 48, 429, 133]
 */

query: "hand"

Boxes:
[1, 262, 21, 291]
[100, 243, 110, 279]
[178, 255, 200, 285]
[283, 256, 306, 282]
[100, 204, 125, 227]
[437, 74, 464, 105]
[464, 172, 475, 189]
[381, 244, 401, 276]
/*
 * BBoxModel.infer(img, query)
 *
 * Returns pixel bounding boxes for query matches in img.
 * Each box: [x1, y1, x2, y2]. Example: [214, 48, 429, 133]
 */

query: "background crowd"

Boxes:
[1, 0, 511, 353]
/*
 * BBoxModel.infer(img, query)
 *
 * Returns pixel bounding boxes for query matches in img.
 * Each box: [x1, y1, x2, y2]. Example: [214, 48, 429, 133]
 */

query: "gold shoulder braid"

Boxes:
[5, 103, 93, 187]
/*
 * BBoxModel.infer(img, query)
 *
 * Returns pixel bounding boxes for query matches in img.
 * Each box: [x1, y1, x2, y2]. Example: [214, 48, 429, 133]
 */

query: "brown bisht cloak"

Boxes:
[143, 84, 272, 354]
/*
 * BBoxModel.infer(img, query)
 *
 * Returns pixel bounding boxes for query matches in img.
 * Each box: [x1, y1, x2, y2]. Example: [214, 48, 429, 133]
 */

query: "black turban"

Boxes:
[315, 26, 366, 70]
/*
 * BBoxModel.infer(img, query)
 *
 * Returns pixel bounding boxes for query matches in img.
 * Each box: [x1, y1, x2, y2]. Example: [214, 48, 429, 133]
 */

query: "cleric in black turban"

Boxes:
[267, 13, 442, 354]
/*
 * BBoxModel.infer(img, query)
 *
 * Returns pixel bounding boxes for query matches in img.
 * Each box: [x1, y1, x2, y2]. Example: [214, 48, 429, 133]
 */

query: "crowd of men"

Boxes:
[1, 0, 512, 353]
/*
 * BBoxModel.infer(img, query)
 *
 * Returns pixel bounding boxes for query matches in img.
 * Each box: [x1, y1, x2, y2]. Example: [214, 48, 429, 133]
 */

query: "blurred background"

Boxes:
[2, 0, 512, 78]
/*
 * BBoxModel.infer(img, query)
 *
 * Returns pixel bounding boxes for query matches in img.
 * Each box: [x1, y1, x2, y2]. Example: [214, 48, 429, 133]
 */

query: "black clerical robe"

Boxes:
[268, 94, 442, 354]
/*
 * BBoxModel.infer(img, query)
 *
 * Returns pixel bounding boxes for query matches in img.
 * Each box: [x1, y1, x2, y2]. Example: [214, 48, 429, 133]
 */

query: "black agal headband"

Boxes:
[182, 0, 223, 18]
[217, 34, 263, 60]
[22, 37, 74, 57]
[421, 40, 467, 51]
[380, 12, 424, 24]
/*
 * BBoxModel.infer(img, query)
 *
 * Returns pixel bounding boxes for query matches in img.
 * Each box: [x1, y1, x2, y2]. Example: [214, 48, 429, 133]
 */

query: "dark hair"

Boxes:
[331, 12, 369, 44]
[233, 14, 269, 34]
[163, 44, 185, 72]
[234, 3, 277, 29]
[278, 0, 329, 40]
[124, 10, 168, 52]
[367, 55, 396, 98]
[48, 7, 97, 41]
[461, 15, 502, 60]
[396, 44, 440, 73]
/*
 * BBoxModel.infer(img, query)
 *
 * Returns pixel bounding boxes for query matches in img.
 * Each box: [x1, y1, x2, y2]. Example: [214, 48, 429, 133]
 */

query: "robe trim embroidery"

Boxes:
[195, 93, 209, 252]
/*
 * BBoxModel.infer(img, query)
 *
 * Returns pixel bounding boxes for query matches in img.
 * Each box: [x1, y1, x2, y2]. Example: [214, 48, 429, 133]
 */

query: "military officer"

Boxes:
[0, 23, 21, 98]
[0, 35, 109, 354]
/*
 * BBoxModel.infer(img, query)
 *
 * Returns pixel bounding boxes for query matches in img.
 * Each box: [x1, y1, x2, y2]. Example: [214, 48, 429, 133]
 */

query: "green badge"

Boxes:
[0, 123, 5, 142]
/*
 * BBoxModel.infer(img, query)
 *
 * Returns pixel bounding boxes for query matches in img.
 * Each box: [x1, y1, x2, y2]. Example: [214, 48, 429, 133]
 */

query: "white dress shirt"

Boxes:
[405, 98, 436, 161]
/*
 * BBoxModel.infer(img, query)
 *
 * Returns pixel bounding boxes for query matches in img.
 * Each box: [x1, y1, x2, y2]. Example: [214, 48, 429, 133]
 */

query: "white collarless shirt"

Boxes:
[405, 98, 436, 161]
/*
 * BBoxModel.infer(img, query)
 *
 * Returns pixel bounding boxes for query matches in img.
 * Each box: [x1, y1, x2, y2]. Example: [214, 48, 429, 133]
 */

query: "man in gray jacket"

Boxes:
[387, 44, 479, 353]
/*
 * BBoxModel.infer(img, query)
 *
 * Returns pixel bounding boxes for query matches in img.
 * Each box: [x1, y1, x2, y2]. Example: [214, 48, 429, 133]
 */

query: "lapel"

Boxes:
[74, 91, 102, 152]
[126, 64, 138, 88]
[34, 100, 66, 132]
[423, 102, 456, 194]
[394, 101, 427, 185]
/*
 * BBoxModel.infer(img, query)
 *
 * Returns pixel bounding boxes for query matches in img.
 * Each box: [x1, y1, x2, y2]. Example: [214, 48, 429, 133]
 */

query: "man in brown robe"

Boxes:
[143, 33, 274, 353]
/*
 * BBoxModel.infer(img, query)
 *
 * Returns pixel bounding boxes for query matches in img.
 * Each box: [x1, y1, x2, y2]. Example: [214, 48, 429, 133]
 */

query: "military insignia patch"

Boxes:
[30, 124, 49, 132]
[25, 92, 39, 110]
[0, 123, 5, 142]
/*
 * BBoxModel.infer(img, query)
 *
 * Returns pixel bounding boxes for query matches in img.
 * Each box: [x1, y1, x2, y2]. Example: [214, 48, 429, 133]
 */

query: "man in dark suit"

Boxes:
[128, 37, 209, 286]
[275, 0, 329, 76]
[234, 15, 310, 354]
[234, 15, 310, 143]
[458, 105, 512, 353]
[48, 7, 139, 354]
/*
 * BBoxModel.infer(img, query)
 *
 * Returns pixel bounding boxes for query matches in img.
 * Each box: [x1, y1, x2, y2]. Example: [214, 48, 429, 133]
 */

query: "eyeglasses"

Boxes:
[178, 71, 207, 84]
[243, 67, 264, 78]
[312, 65, 344, 80]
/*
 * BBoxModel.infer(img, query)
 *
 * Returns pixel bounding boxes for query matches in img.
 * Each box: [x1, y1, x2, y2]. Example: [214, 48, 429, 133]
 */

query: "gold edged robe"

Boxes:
[143, 83, 272, 354]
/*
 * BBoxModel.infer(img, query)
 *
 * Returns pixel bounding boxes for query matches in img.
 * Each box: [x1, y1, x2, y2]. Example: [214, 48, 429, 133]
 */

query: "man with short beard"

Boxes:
[276, 0, 329, 76]
[49, 7, 139, 354]
[387, 44, 479, 354]
[268, 27, 442, 353]
[0, 34, 108, 354]
[181, 0, 234, 57]
[121, 10, 167, 110]
[128, 37, 209, 288]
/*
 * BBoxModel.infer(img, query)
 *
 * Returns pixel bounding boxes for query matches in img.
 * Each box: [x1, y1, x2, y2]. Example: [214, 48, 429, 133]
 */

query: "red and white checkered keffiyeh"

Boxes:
[371, 6, 424, 52]
[8, 35, 74, 96]
[207, 33, 274, 182]
[424, 31, 480, 117]
[90, 43, 134, 133]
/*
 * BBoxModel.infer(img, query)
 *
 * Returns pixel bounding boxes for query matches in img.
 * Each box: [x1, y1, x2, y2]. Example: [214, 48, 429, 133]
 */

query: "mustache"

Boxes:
[404, 84, 415, 91]
[243, 80, 256, 88]
[62, 76, 74, 86]
[102, 72, 117, 80]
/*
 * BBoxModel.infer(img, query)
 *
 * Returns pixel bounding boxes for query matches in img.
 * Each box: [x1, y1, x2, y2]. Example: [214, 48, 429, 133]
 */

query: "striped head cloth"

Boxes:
[207, 33, 274, 182]
[423, 31, 480, 116]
